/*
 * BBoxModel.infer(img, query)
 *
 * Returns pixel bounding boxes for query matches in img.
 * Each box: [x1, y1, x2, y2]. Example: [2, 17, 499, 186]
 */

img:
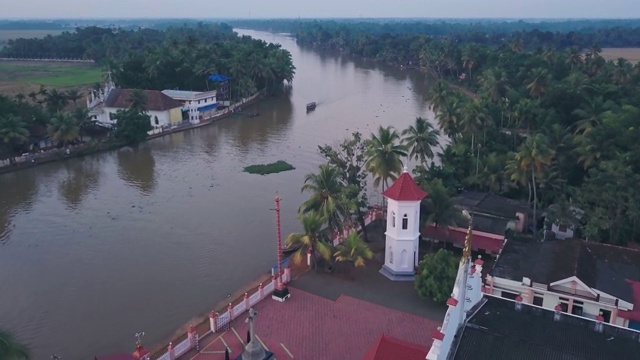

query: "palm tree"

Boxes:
[478, 67, 509, 103]
[612, 58, 632, 85]
[48, 112, 79, 146]
[512, 134, 554, 237]
[565, 47, 583, 72]
[571, 96, 614, 136]
[0, 329, 30, 359]
[402, 117, 440, 164]
[65, 89, 82, 106]
[0, 115, 29, 164]
[526, 68, 551, 100]
[128, 89, 147, 113]
[14, 93, 25, 103]
[285, 211, 333, 271]
[422, 180, 463, 228]
[460, 99, 489, 149]
[334, 231, 374, 280]
[427, 81, 451, 114]
[300, 164, 345, 233]
[435, 95, 464, 138]
[365, 126, 408, 194]
[71, 107, 92, 141]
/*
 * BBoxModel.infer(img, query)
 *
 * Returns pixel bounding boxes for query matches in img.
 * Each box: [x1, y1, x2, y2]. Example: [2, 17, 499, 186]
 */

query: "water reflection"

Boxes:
[116, 145, 157, 195]
[222, 92, 294, 152]
[0, 172, 38, 242]
[57, 159, 101, 210]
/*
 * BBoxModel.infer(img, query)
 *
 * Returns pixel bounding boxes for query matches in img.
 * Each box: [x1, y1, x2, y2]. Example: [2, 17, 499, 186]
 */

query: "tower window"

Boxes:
[402, 214, 408, 230]
[392, 211, 396, 228]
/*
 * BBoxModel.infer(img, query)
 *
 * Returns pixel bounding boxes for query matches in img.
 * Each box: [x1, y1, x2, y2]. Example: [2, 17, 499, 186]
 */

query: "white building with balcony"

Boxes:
[486, 238, 640, 331]
[161, 89, 218, 124]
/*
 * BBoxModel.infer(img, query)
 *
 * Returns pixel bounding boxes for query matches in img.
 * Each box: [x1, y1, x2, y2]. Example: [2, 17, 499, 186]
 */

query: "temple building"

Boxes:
[487, 237, 640, 330]
[427, 219, 640, 359]
[87, 78, 184, 130]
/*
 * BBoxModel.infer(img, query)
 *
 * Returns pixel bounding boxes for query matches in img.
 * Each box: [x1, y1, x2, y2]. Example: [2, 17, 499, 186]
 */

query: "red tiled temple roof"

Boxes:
[422, 225, 505, 254]
[362, 334, 429, 360]
[619, 280, 640, 322]
[382, 171, 428, 201]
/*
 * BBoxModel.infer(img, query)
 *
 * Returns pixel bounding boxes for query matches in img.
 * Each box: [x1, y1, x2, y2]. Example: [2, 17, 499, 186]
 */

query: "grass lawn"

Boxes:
[244, 160, 295, 175]
[0, 61, 102, 89]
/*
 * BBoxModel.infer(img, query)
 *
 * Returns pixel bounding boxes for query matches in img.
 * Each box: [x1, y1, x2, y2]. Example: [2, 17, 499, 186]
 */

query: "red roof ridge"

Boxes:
[382, 170, 428, 201]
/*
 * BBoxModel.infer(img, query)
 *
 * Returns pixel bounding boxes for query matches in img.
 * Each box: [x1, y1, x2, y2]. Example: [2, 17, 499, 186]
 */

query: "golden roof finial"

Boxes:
[461, 210, 473, 264]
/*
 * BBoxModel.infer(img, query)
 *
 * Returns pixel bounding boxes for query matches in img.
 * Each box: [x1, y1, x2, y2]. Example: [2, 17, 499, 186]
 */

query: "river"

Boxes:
[0, 29, 437, 359]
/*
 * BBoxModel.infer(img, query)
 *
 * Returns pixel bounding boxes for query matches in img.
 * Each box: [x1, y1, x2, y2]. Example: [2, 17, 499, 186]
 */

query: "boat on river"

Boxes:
[306, 102, 317, 112]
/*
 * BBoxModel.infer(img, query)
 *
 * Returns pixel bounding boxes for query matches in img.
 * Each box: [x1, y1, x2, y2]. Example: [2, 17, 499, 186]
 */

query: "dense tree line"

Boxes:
[265, 19, 640, 244]
[231, 19, 640, 56]
[0, 24, 295, 163]
[1, 23, 295, 96]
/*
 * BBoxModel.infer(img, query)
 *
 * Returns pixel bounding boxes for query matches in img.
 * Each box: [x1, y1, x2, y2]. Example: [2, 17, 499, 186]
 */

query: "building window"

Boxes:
[600, 309, 612, 323]
[402, 214, 408, 230]
[391, 211, 396, 228]
[501, 292, 518, 300]
[154, 116, 159, 125]
[533, 293, 544, 306]
[572, 300, 584, 316]
[389, 247, 393, 264]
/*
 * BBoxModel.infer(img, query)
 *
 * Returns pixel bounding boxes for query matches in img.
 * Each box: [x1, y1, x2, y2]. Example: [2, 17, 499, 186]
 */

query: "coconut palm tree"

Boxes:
[571, 96, 614, 136]
[71, 107, 92, 141]
[460, 99, 489, 149]
[128, 89, 147, 113]
[526, 68, 551, 100]
[565, 47, 583, 72]
[402, 117, 440, 164]
[0, 329, 30, 360]
[422, 180, 463, 228]
[285, 211, 333, 271]
[478, 67, 509, 103]
[428, 80, 451, 114]
[300, 164, 345, 233]
[334, 231, 374, 280]
[365, 126, 408, 195]
[0, 115, 29, 164]
[48, 112, 79, 146]
[512, 134, 554, 237]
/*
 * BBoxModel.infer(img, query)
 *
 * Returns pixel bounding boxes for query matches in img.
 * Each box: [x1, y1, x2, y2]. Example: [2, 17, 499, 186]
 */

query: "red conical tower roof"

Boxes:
[132, 345, 149, 359]
[382, 169, 428, 201]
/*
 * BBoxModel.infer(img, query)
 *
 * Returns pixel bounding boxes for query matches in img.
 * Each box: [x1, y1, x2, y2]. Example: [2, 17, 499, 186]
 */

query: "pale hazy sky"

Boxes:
[1, 0, 638, 19]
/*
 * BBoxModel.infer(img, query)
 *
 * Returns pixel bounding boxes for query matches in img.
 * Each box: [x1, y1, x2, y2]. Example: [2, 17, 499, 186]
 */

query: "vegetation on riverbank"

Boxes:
[273, 19, 640, 246]
[0, 24, 295, 166]
[244, 160, 295, 175]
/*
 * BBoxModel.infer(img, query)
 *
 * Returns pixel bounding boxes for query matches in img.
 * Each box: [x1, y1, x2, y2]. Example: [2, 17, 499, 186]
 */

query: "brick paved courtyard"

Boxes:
[183, 287, 438, 360]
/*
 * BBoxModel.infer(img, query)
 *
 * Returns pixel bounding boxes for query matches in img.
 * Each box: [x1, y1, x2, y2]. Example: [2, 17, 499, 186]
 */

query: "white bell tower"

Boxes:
[379, 168, 427, 281]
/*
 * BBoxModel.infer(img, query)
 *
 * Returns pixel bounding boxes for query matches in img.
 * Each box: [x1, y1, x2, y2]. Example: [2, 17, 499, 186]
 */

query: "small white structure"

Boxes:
[379, 168, 428, 281]
[161, 89, 218, 125]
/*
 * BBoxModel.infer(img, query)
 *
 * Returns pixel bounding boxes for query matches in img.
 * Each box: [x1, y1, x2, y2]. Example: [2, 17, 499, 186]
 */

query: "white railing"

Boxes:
[156, 261, 291, 359]
[174, 338, 191, 357]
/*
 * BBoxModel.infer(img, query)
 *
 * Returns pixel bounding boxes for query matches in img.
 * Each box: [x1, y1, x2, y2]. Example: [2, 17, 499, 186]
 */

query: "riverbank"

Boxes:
[0, 91, 264, 176]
